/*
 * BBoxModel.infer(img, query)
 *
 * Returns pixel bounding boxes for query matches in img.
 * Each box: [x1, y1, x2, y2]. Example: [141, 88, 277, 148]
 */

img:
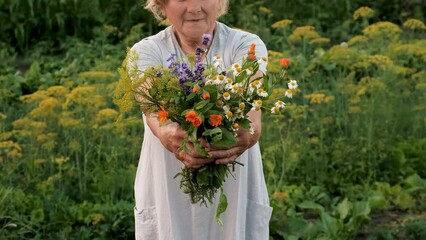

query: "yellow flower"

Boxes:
[288, 26, 321, 43]
[304, 92, 334, 104]
[225, 111, 233, 120]
[96, 108, 119, 121]
[272, 191, 288, 200]
[259, 7, 271, 14]
[348, 35, 369, 46]
[309, 37, 331, 45]
[368, 55, 394, 69]
[78, 71, 116, 83]
[90, 213, 106, 225]
[271, 106, 280, 113]
[223, 92, 230, 101]
[403, 18, 426, 30]
[271, 19, 293, 29]
[353, 6, 375, 20]
[362, 21, 402, 40]
[252, 100, 262, 111]
[53, 156, 69, 165]
[29, 97, 60, 118]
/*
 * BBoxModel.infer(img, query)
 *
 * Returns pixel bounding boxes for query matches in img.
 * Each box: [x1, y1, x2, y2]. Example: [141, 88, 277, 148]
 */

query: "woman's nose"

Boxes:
[187, 0, 202, 13]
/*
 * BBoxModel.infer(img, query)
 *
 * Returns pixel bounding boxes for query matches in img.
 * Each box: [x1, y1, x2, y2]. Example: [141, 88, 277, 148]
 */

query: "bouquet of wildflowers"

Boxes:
[116, 34, 298, 224]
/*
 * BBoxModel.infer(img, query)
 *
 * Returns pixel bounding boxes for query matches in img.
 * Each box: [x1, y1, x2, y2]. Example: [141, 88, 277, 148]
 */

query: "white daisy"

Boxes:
[288, 80, 298, 89]
[285, 89, 293, 98]
[257, 89, 268, 97]
[275, 100, 286, 108]
[257, 57, 268, 70]
[271, 106, 280, 113]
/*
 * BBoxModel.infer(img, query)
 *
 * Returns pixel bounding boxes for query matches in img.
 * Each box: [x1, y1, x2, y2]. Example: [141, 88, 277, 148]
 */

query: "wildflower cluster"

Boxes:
[121, 33, 298, 224]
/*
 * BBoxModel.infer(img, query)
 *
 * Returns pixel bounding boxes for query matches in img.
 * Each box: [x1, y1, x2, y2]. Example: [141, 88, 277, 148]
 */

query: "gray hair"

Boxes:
[145, 0, 229, 21]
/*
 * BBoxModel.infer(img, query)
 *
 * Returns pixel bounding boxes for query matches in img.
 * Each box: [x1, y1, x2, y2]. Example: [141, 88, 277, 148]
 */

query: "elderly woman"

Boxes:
[131, 0, 272, 239]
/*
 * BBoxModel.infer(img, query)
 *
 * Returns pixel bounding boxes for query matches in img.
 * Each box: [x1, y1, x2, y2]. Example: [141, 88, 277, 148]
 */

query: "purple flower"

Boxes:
[202, 34, 211, 46]
[166, 53, 177, 62]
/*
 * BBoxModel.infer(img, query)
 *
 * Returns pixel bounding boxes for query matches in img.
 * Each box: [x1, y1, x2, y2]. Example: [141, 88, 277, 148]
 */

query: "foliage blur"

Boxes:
[0, 0, 425, 239]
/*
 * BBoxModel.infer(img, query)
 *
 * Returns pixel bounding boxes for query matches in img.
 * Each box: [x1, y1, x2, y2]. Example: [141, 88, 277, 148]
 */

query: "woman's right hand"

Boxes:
[145, 115, 214, 168]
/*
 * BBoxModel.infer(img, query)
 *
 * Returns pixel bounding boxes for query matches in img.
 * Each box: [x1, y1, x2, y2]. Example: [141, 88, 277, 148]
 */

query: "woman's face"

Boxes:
[161, 0, 220, 42]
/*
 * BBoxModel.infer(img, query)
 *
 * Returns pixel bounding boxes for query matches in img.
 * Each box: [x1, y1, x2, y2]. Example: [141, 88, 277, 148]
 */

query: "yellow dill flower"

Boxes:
[272, 192, 288, 200]
[78, 71, 116, 82]
[0, 112, 7, 120]
[391, 66, 415, 76]
[412, 71, 426, 82]
[322, 116, 333, 124]
[309, 37, 330, 45]
[29, 97, 60, 118]
[34, 159, 47, 165]
[304, 92, 334, 104]
[403, 18, 426, 30]
[53, 156, 69, 165]
[267, 50, 283, 57]
[288, 26, 321, 43]
[96, 108, 119, 120]
[0, 132, 13, 141]
[59, 113, 82, 128]
[0, 140, 22, 159]
[326, 45, 360, 66]
[46, 85, 69, 99]
[69, 139, 82, 152]
[348, 35, 369, 46]
[362, 21, 402, 40]
[392, 43, 426, 61]
[64, 86, 106, 110]
[90, 213, 105, 225]
[259, 7, 271, 14]
[19, 90, 49, 104]
[271, 19, 293, 29]
[359, 77, 388, 92]
[353, 7, 375, 20]
[368, 55, 394, 68]
[348, 106, 362, 114]
[7, 149, 22, 158]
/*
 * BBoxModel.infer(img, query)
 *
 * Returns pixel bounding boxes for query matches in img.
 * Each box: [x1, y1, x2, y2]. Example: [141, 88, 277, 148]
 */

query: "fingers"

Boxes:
[214, 154, 238, 165]
[175, 151, 214, 169]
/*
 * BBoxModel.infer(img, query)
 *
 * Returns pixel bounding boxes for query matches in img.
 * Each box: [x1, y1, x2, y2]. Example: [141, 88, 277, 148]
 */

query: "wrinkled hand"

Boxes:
[146, 116, 214, 168]
[206, 120, 261, 165]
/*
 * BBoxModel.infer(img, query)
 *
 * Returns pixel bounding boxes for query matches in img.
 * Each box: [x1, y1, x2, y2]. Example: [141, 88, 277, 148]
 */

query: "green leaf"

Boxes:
[186, 92, 196, 101]
[238, 118, 252, 130]
[202, 127, 223, 143]
[194, 140, 208, 157]
[215, 188, 228, 227]
[195, 100, 209, 110]
[336, 198, 351, 220]
[211, 127, 236, 147]
[298, 201, 324, 213]
[320, 212, 339, 237]
[200, 103, 215, 113]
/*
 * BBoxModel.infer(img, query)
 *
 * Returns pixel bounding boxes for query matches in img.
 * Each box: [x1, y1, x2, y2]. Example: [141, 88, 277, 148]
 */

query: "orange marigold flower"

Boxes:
[248, 43, 256, 54]
[209, 114, 222, 127]
[280, 58, 290, 67]
[202, 92, 210, 100]
[193, 85, 200, 93]
[185, 110, 202, 127]
[248, 43, 256, 60]
[158, 106, 168, 124]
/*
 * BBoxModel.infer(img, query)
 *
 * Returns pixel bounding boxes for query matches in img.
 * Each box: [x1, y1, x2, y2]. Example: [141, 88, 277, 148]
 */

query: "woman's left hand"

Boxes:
[206, 110, 262, 164]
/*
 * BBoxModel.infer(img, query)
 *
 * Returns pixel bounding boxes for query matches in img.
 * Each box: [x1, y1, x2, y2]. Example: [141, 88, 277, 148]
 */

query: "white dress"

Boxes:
[131, 22, 272, 240]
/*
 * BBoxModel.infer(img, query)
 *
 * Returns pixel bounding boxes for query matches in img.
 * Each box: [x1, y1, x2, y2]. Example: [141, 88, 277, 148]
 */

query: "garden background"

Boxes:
[1, 0, 426, 239]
